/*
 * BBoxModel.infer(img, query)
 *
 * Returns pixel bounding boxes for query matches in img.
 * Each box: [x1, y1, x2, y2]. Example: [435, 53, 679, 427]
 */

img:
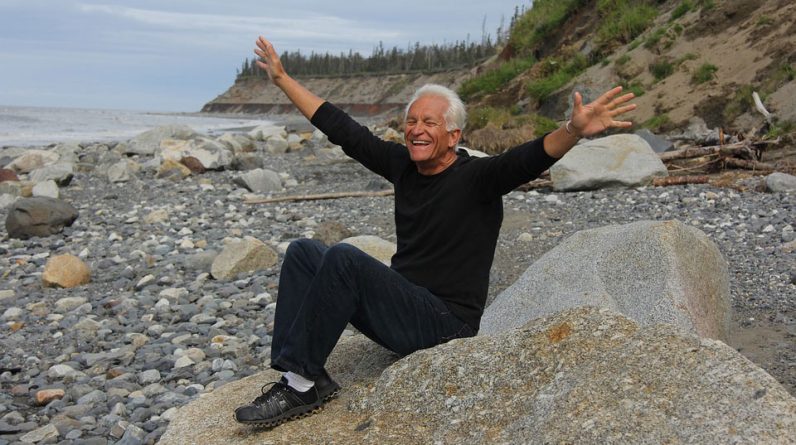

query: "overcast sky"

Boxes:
[0, 0, 527, 112]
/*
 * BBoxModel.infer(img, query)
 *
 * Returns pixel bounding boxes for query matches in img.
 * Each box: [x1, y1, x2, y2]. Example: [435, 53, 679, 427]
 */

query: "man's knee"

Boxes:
[322, 242, 363, 267]
[286, 238, 324, 259]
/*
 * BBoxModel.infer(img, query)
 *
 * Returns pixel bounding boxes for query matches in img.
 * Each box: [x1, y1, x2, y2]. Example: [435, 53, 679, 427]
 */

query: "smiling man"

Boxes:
[234, 36, 637, 428]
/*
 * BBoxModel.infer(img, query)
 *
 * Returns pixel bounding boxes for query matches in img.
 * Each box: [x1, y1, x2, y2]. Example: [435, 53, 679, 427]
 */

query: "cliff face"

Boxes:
[202, 69, 473, 116]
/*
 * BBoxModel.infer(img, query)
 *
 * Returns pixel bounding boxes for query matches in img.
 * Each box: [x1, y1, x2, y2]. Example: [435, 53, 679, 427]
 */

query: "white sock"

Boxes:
[284, 371, 315, 392]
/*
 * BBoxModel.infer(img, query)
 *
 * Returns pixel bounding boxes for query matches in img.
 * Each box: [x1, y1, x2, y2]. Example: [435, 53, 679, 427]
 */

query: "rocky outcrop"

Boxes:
[480, 220, 730, 340]
[339, 235, 397, 265]
[159, 307, 796, 445]
[550, 134, 668, 191]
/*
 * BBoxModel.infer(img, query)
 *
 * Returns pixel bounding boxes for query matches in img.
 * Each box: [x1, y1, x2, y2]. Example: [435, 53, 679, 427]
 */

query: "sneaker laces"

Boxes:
[252, 381, 289, 406]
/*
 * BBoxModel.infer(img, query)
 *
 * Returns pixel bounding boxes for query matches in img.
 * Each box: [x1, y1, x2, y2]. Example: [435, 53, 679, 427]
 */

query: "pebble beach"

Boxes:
[0, 126, 794, 444]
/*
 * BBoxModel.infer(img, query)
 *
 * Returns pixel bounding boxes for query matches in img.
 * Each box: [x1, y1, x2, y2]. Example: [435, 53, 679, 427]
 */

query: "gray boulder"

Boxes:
[5, 149, 59, 173]
[159, 307, 796, 445]
[265, 135, 289, 155]
[31, 180, 59, 199]
[634, 128, 674, 153]
[29, 162, 74, 186]
[230, 153, 265, 171]
[106, 160, 138, 183]
[233, 168, 282, 194]
[766, 172, 796, 193]
[247, 125, 287, 142]
[125, 125, 197, 156]
[5, 197, 78, 239]
[339, 235, 396, 265]
[480, 220, 730, 341]
[551, 134, 668, 191]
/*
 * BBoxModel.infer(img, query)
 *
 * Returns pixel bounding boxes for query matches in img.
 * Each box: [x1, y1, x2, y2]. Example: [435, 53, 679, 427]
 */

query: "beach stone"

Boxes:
[106, 160, 137, 183]
[313, 220, 353, 246]
[381, 127, 403, 143]
[287, 133, 303, 150]
[247, 125, 287, 142]
[765, 172, 796, 193]
[157, 159, 192, 180]
[194, 138, 234, 169]
[231, 153, 265, 171]
[42, 254, 91, 288]
[265, 135, 289, 154]
[634, 128, 674, 153]
[139, 370, 161, 385]
[160, 307, 796, 445]
[5, 197, 78, 239]
[180, 156, 206, 174]
[456, 146, 489, 158]
[54, 296, 88, 313]
[18, 423, 59, 443]
[48, 364, 77, 379]
[31, 180, 59, 199]
[2, 307, 23, 320]
[126, 125, 197, 156]
[481, 220, 730, 340]
[550, 134, 668, 191]
[0, 193, 17, 208]
[233, 168, 282, 194]
[6, 149, 59, 173]
[117, 423, 146, 445]
[143, 209, 169, 224]
[34, 389, 65, 406]
[0, 168, 19, 182]
[339, 235, 396, 265]
[28, 162, 74, 186]
[73, 317, 102, 334]
[211, 236, 278, 280]
[217, 133, 247, 154]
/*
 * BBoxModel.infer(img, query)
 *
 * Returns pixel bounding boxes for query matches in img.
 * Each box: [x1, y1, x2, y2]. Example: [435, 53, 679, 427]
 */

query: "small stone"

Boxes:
[34, 389, 65, 406]
[139, 369, 161, 385]
[48, 364, 77, 379]
[18, 423, 59, 443]
[2, 307, 23, 321]
[173, 356, 195, 369]
[42, 254, 91, 288]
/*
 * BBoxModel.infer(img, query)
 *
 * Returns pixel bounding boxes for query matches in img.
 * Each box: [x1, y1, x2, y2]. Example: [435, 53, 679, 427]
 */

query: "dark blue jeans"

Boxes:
[270, 238, 474, 379]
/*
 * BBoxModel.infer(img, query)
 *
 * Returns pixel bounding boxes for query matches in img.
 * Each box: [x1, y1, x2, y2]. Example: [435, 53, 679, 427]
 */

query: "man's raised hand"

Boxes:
[569, 86, 637, 138]
[254, 36, 286, 82]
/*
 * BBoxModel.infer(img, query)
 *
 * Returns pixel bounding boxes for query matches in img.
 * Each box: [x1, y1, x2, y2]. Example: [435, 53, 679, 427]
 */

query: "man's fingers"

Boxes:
[612, 104, 637, 116]
[598, 86, 624, 104]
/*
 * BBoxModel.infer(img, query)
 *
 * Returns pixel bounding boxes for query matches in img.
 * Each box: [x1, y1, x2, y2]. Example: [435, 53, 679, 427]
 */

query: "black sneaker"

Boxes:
[234, 374, 340, 427]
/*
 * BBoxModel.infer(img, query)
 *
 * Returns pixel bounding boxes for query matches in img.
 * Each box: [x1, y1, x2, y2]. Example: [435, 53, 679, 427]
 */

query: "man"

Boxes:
[234, 36, 637, 427]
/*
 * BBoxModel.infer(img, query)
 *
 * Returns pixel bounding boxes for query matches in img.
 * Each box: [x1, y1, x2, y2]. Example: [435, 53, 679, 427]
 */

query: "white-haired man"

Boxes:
[234, 36, 637, 427]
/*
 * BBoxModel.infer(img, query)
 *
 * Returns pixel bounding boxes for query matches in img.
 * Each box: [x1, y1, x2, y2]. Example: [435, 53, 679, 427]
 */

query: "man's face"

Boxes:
[404, 95, 461, 173]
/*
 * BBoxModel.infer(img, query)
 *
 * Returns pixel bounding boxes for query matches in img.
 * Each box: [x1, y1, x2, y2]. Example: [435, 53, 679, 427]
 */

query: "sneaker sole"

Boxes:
[235, 388, 340, 428]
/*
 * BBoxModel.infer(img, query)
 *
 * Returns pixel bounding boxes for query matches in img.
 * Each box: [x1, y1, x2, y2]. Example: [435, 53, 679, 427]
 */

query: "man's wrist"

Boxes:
[564, 120, 581, 139]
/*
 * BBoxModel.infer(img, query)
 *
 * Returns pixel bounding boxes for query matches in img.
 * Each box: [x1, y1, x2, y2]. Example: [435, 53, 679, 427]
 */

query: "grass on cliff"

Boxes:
[459, 57, 536, 101]
[527, 54, 590, 102]
[507, 0, 588, 57]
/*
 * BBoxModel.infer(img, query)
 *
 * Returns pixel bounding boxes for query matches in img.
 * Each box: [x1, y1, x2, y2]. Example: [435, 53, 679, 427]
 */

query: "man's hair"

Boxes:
[404, 84, 467, 132]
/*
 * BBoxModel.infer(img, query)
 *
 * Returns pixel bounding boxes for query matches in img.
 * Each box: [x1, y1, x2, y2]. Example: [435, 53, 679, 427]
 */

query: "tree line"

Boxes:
[233, 7, 534, 80]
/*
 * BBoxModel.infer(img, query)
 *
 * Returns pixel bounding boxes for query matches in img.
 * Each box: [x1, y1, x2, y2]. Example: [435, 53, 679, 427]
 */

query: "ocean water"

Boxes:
[0, 105, 275, 147]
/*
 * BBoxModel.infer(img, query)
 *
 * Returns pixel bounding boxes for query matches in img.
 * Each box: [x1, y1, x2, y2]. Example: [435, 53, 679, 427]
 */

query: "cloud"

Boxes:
[77, 3, 401, 49]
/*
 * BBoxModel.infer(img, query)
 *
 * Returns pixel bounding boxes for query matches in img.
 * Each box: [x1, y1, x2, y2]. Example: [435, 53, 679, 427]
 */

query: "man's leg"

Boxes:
[236, 240, 472, 426]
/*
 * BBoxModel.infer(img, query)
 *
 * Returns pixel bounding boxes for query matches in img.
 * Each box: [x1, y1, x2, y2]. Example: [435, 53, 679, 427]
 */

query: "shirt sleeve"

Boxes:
[310, 101, 406, 182]
[467, 135, 559, 199]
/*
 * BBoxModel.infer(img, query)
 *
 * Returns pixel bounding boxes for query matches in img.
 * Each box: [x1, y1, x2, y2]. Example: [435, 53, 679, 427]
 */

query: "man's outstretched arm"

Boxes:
[542, 86, 637, 158]
[254, 36, 323, 120]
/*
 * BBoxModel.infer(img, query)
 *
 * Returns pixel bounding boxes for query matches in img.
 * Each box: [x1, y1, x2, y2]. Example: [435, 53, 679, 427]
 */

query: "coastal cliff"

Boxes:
[202, 69, 473, 116]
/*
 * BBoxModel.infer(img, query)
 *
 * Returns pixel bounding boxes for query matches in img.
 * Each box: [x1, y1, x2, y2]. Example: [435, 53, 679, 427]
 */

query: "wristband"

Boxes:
[565, 120, 580, 138]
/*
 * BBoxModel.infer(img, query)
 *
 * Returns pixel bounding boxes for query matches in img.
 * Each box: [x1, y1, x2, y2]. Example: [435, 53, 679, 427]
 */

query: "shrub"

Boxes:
[526, 54, 590, 101]
[459, 57, 536, 100]
[643, 114, 671, 132]
[597, 0, 658, 44]
[692, 63, 718, 84]
[649, 60, 675, 81]
[620, 80, 645, 97]
[671, 0, 693, 21]
[615, 54, 631, 66]
[532, 114, 560, 137]
[508, 0, 588, 57]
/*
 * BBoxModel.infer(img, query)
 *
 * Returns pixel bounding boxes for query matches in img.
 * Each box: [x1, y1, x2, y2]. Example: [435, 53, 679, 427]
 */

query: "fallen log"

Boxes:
[652, 175, 709, 187]
[245, 189, 394, 204]
[723, 158, 776, 172]
[659, 138, 781, 162]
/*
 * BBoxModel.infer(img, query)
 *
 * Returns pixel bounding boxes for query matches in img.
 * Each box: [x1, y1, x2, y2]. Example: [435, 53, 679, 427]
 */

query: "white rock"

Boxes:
[32, 180, 59, 199]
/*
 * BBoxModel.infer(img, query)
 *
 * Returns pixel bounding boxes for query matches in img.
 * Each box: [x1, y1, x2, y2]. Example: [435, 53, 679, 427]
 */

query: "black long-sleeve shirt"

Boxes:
[311, 102, 558, 331]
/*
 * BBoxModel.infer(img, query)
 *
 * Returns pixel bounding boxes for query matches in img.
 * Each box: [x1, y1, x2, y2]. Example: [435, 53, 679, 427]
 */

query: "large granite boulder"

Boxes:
[5, 197, 78, 239]
[550, 134, 668, 191]
[125, 125, 197, 156]
[480, 220, 730, 341]
[159, 307, 796, 445]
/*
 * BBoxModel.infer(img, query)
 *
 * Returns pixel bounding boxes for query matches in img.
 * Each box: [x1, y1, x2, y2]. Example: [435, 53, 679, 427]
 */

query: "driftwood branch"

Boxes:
[652, 175, 709, 187]
[723, 158, 776, 172]
[245, 189, 394, 204]
[753, 91, 773, 123]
